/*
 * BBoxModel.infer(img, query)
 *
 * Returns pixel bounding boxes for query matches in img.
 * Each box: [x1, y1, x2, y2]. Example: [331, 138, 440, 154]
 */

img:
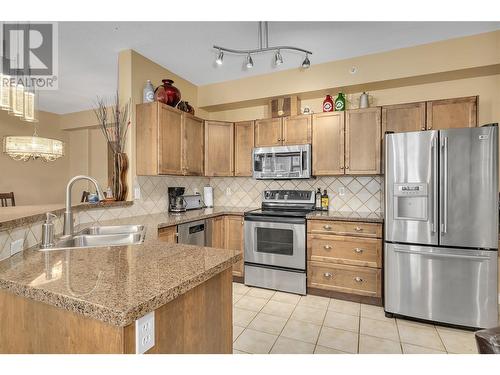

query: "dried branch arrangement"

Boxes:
[94, 93, 131, 154]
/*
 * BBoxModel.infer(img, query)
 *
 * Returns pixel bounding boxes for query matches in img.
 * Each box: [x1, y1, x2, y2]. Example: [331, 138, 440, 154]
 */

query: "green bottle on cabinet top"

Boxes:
[335, 92, 346, 111]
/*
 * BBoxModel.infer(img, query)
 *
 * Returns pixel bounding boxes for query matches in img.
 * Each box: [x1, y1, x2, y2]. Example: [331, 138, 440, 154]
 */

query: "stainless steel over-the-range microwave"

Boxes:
[252, 144, 311, 179]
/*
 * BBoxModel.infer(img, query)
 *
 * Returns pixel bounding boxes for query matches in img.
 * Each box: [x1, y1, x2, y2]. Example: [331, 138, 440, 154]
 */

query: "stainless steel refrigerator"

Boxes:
[384, 125, 499, 329]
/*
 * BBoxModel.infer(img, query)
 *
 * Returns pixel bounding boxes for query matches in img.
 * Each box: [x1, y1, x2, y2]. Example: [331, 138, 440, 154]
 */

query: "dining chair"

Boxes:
[0, 192, 16, 207]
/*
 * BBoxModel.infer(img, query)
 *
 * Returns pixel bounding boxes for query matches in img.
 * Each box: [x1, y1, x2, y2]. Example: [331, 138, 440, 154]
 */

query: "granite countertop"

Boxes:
[0, 211, 242, 327]
[0, 201, 133, 232]
[306, 210, 384, 223]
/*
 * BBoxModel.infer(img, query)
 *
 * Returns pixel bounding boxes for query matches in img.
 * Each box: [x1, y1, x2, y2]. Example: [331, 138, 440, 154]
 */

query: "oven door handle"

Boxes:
[244, 216, 306, 225]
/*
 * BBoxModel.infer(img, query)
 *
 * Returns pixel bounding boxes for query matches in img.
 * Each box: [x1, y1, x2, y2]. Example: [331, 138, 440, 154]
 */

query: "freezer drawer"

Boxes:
[385, 243, 498, 328]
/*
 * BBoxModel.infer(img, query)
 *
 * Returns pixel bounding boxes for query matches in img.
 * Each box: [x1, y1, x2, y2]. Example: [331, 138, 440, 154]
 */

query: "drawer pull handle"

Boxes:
[354, 248, 363, 254]
[323, 272, 333, 279]
[354, 277, 364, 283]
[354, 226, 363, 232]
[323, 225, 332, 230]
[324, 245, 332, 250]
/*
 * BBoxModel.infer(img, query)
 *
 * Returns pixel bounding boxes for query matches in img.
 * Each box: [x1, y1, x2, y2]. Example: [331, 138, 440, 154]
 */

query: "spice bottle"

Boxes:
[315, 188, 322, 210]
[321, 189, 329, 211]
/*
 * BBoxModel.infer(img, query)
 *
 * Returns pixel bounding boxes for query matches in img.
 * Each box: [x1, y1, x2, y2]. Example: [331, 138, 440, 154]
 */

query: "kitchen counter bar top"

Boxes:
[0, 211, 242, 327]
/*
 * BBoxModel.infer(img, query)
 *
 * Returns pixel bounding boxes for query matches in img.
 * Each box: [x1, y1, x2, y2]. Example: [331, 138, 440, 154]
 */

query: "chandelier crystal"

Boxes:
[3, 134, 64, 162]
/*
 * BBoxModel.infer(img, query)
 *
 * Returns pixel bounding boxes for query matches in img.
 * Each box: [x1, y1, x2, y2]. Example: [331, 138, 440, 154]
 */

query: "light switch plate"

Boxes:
[135, 311, 155, 354]
[10, 238, 24, 255]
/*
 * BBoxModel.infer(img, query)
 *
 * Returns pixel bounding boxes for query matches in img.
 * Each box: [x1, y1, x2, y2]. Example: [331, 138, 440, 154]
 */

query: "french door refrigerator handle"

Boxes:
[432, 137, 438, 233]
[441, 137, 448, 234]
[393, 248, 490, 261]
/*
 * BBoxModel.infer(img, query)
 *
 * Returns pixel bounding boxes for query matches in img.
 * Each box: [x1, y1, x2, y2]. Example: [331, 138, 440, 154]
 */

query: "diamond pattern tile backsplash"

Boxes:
[0, 175, 382, 260]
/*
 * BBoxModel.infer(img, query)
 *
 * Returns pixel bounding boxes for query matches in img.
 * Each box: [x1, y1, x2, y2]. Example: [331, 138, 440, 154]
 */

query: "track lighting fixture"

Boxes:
[274, 50, 283, 66]
[302, 54, 311, 69]
[245, 53, 254, 69]
[215, 49, 224, 65]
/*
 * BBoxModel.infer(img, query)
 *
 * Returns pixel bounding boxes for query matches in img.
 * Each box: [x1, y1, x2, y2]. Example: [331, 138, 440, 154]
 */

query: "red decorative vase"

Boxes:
[323, 95, 334, 112]
[154, 79, 181, 107]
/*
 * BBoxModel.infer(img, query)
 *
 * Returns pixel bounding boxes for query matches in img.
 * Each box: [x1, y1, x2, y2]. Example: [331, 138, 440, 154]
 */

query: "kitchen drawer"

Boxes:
[308, 261, 381, 297]
[308, 220, 382, 238]
[308, 234, 382, 268]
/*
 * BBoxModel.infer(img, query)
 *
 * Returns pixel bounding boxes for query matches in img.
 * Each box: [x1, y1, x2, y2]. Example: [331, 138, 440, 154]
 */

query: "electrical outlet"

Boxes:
[225, 187, 232, 196]
[135, 311, 154, 354]
[338, 187, 346, 196]
[10, 238, 24, 256]
[134, 185, 141, 200]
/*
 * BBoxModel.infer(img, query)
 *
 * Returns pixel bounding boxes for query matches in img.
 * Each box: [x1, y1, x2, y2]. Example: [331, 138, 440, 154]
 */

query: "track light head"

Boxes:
[215, 50, 224, 65]
[302, 54, 311, 69]
[274, 50, 283, 66]
[245, 53, 254, 69]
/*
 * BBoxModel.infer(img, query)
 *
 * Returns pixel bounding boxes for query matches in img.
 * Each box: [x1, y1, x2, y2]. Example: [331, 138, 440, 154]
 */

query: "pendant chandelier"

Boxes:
[213, 22, 312, 70]
[1, 22, 64, 162]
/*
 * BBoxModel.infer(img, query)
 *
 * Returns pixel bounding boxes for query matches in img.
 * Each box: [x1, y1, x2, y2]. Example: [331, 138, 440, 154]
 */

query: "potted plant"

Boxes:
[94, 94, 130, 201]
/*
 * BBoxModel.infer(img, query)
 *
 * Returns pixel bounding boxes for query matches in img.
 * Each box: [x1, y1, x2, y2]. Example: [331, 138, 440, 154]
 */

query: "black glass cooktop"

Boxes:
[244, 208, 312, 218]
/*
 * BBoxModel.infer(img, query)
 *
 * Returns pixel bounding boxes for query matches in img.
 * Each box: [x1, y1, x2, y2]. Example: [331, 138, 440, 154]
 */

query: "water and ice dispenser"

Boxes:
[393, 183, 428, 221]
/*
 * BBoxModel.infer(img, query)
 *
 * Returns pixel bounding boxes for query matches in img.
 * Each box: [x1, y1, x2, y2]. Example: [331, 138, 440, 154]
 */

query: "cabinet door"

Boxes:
[225, 216, 244, 277]
[312, 112, 345, 176]
[234, 121, 255, 177]
[254, 118, 282, 147]
[182, 114, 204, 175]
[209, 216, 225, 249]
[282, 115, 312, 145]
[426, 96, 477, 130]
[157, 226, 177, 243]
[205, 121, 234, 176]
[158, 104, 183, 175]
[345, 108, 381, 175]
[382, 102, 426, 134]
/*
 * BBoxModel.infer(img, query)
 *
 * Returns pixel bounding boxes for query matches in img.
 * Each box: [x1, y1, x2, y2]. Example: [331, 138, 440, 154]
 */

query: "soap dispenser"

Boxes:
[41, 212, 57, 249]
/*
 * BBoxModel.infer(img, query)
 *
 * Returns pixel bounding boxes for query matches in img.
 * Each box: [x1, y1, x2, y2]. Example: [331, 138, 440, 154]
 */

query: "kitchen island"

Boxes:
[0, 213, 241, 354]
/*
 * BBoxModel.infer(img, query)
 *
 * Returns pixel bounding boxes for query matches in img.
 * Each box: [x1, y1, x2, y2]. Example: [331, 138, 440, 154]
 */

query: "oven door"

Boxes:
[244, 216, 306, 270]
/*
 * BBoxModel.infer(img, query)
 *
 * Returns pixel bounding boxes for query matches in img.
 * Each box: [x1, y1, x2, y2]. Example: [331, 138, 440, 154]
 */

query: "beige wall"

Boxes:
[0, 110, 69, 205]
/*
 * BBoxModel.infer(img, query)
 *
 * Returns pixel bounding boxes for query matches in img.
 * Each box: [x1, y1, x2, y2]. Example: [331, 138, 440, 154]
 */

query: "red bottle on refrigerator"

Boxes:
[323, 95, 334, 112]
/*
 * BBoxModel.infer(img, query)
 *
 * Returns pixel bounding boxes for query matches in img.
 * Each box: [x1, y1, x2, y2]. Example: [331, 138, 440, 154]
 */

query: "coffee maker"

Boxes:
[168, 187, 187, 213]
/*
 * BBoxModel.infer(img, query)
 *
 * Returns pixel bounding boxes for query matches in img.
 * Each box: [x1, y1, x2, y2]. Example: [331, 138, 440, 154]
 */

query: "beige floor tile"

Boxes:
[271, 291, 301, 305]
[360, 304, 391, 321]
[281, 319, 322, 344]
[396, 318, 435, 330]
[323, 310, 360, 332]
[290, 305, 327, 325]
[398, 323, 445, 351]
[317, 326, 359, 353]
[233, 282, 251, 295]
[235, 295, 268, 312]
[233, 349, 249, 354]
[233, 294, 244, 303]
[314, 345, 349, 354]
[359, 335, 402, 354]
[270, 337, 315, 354]
[233, 328, 278, 354]
[360, 317, 399, 341]
[233, 325, 245, 342]
[248, 313, 288, 335]
[436, 327, 478, 354]
[298, 294, 330, 310]
[402, 343, 447, 354]
[233, 307, 258, 327]
[261, 300, 296, 319]
[247, 287, 276, 299]
[328, 299, 361, 316]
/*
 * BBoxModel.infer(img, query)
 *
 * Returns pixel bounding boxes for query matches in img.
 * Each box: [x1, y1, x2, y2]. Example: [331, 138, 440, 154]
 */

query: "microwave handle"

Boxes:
[300, 150, 303, 171]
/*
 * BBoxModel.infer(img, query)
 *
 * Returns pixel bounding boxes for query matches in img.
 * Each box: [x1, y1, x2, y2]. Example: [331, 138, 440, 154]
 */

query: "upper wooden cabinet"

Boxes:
[312, 112, 345, 176]
[382, 102, 426, 135]
[282, 115, 312, 145]
[182, 114, 204, 176]
[255, 115, 312, 147]
[255, 118, 282, 147]
[136, 102, 204, 176]
[234, 121, 254, 177]
[426, 96, 477, 130]
[345, 108, 382, 175]
[205, 121, 234, 176]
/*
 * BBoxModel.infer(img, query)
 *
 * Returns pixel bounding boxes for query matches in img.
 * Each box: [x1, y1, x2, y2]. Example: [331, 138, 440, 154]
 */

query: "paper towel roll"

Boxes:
[203, 186, 213, 207]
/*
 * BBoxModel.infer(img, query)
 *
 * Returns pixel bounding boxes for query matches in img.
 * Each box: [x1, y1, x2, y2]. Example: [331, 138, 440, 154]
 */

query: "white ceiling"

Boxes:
[39, 21, 500, 114]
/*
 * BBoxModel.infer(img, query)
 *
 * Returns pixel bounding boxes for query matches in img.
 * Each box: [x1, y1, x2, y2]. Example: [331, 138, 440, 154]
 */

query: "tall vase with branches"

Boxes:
[94, 94, 131, 201]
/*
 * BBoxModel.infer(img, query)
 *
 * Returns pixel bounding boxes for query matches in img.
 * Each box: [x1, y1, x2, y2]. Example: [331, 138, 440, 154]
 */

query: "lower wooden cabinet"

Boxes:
[224, 215, 244, 278]
[307, 219, 383, 302]
[158, 226, 177, 243]
[208, 216, 225, 248]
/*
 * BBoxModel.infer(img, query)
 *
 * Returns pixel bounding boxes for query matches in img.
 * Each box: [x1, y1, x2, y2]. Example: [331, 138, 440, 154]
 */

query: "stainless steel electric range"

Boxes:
[244, 190, 315, 295]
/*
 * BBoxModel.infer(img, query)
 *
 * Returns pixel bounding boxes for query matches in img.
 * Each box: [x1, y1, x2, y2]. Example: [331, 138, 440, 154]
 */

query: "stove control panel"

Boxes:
[263, 190, 314, 203]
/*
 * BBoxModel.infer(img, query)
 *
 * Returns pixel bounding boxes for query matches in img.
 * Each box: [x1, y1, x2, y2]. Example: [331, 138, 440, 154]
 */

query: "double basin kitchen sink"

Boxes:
[39, 225, 146, 251]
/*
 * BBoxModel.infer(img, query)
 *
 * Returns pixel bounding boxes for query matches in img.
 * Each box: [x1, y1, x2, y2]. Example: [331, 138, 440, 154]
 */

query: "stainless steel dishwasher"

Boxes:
[177, 220, 207, 246]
